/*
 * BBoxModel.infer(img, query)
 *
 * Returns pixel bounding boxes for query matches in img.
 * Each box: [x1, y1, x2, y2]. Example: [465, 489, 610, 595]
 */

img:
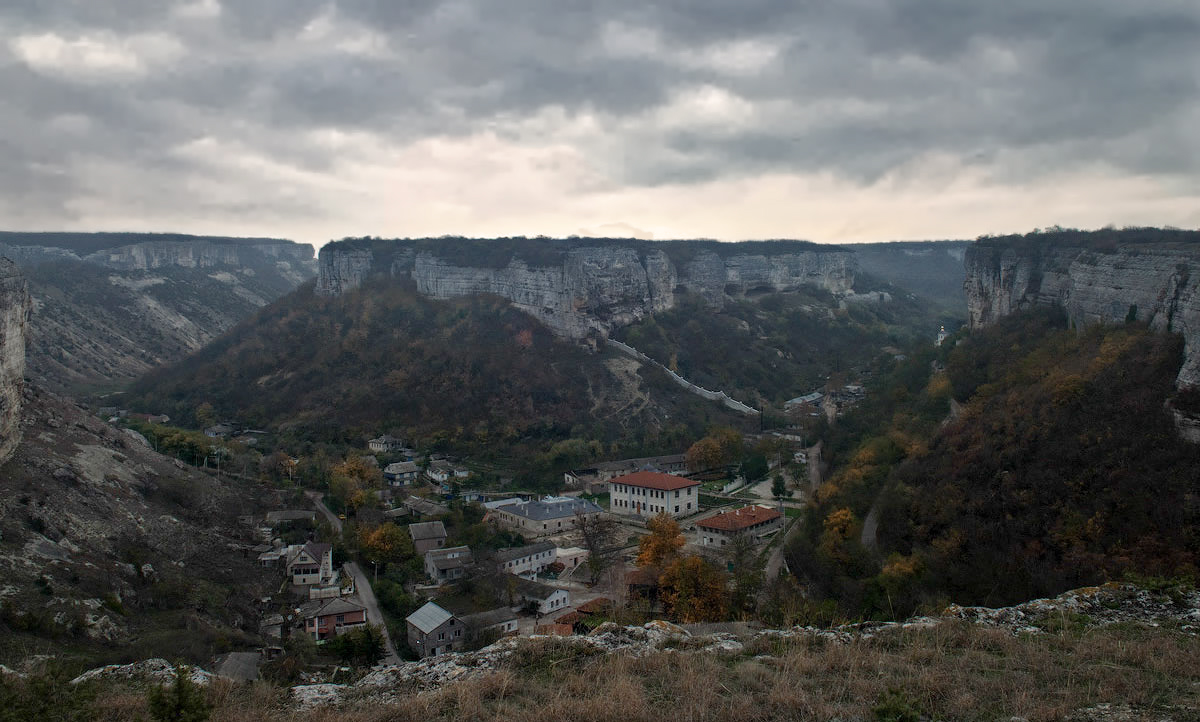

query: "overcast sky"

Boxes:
[3, 1, 1198, 249]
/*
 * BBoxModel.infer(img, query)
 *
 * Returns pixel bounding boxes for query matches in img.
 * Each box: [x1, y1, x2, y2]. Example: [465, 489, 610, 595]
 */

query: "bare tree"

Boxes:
[576, 510, 622, 586]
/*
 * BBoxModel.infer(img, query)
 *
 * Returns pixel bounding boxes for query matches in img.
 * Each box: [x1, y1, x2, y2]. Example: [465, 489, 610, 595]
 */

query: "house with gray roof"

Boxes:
[405, 601, 517, 658]
[408, 521, 448, 555]
[492, 541, 557, 578]
[384, 461, 421, 485]
[406, 601, 462, 658]
[424, 545, 474, 584]
[509, 575, 571, 615]
[488, 496, 602, 537]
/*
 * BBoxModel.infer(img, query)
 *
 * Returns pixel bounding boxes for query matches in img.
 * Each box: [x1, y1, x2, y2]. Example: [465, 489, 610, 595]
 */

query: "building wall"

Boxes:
[524, 588, 571, 615]
[697, 515, 783, 546]
[407, 617, 465, 658]
[501, 548, 556, 576]
[609, 483, 698, 518]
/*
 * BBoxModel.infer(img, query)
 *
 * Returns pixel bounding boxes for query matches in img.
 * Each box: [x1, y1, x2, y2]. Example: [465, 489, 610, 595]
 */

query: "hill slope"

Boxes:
[126, 279, 750, 464]
[0, 232, 315, 393]
[791, 309, 1200, 617]
[0, 382, 276, 667]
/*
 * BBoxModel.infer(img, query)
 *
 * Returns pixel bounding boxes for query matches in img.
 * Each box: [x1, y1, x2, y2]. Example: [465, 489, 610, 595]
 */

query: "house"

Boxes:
[406, 602, 518, 658]
[204, 423, 235, 438]
[510, 575, 571, 615]
[285, 542, 335, 587]
[696, 505, 783, 547]
[425, 545, 474, 584]
[427, 460, 470, 483]
[493, 541, 557, 578]
[564, 453, 689, 490]
[458, 608, 519, 643]
[403, 496, 450, 519]
[368, 435, 403, 453]
[784, 391, 824, 408]
[300, 597, 367, 641]
[555, 546, 589, 572]
[383, 461, 421, 485]
[265, 510, 316, 526]
[406, 602, 464, 657]
[408, 521, 448, 555]
[609, 470, 701, 519]
[488, 496, 603, 537]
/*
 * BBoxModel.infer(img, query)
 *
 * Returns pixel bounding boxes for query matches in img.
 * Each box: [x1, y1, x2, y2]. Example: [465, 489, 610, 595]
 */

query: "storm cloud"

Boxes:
[2, 0, 1198, 245]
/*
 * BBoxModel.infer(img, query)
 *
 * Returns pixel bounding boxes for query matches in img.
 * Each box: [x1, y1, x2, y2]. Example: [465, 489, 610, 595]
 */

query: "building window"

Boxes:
[438, 632, 445, 640]
[675, 490, 679, 498]
[675, 506, 679, 513]
[687, 503, 692, 510]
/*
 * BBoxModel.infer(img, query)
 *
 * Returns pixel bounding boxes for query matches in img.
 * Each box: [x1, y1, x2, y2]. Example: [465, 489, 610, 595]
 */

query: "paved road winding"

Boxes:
[307, 491, 400, 665]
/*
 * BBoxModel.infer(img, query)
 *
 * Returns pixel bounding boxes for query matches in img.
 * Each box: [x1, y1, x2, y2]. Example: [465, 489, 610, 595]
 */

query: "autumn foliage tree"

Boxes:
[660, 555, 729, 623]
[330, 456, 383, 512]
[637, 513, 685, 567]
[358, 522, 414, 570]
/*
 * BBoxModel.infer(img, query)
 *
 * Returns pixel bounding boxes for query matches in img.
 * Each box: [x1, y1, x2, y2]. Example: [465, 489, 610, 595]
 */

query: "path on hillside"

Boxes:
[307, 491, 400, 665]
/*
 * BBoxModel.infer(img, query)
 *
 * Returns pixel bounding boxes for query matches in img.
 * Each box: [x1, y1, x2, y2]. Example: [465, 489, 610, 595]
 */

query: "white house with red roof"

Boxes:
[608, 470, 701, 519]
[695, 505, 783, 546]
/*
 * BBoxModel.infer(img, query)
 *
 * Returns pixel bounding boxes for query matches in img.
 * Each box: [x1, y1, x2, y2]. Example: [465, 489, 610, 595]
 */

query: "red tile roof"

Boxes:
[576, 597, 615, 615]
[696, 505, 782, 532]
[610, 470, 700, 491]
[534, 623, 574, 636]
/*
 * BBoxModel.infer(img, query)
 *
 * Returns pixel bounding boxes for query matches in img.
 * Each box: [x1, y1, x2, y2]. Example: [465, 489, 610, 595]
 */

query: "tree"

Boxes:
[726, 533, 765, 616]
[194, 402, 216, 428]
[147, 665, 211, 722]
[659, 555, 729, 623]
[685, 437, 722, 472]
[637, 512, 685, 567]
[771, 473, 788, 500]
[739, 453, 769, 482]
[358, 522, 414, 570]
[576, 510, 621, 585]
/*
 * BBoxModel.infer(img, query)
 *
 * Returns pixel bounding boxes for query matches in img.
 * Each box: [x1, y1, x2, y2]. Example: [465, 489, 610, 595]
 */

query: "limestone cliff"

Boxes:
[316, 238, 856, 338]
[0, 258, 30, 464]
[964, 232, 1200, 389]
[0, 233, 316, 392]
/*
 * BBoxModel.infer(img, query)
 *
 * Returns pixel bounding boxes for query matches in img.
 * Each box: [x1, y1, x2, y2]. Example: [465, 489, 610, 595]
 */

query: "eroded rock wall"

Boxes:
[965, 244, 1200, 388]
[316, 240, 857, 339]
[0, 258, 30, 464]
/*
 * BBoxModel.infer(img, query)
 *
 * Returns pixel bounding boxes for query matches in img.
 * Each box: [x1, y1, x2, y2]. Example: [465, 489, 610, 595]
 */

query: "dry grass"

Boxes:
[86, 623, 1200, 722]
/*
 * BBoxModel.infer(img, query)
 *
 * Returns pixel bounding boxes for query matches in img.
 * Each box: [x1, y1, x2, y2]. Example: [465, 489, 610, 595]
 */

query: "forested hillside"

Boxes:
[126, 279, 748, 471]
[615, 277, 952, 409]
[790, 309, 1200, 618]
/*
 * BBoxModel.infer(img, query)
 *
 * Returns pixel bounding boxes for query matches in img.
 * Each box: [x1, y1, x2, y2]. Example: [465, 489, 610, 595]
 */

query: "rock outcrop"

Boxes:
[316, 238, 856, 339]
[277, 582, 1197, 708]
[965, 241, 1200, 389]
[0, 258, 30, 464]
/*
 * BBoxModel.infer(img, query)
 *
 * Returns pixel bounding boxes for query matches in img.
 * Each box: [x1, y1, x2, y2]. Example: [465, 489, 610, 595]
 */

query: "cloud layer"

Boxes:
[3, 1, 1198, 247]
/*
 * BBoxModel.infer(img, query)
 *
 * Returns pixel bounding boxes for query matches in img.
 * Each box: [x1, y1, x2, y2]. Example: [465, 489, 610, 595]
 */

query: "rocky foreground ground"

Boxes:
[53, 581, 1199, 718]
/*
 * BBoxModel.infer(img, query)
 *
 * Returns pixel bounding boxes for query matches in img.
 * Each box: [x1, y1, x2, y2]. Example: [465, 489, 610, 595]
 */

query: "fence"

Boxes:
[606, 339, 759, 416]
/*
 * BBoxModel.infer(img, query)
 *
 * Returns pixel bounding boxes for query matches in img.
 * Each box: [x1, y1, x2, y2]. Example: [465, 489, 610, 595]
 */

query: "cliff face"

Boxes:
[0, 258, 30, 464]
[965, 243, 1200, 388]
[316, 239, 856, 339]
[0, 234, 316, 393]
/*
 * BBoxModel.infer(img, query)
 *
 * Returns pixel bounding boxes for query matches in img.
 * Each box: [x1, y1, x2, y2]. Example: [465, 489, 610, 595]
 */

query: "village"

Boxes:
[241, 433, 808, 676]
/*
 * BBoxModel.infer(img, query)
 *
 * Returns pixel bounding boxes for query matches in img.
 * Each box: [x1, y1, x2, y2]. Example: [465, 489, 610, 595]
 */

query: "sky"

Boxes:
[3, 1, 1199, 250]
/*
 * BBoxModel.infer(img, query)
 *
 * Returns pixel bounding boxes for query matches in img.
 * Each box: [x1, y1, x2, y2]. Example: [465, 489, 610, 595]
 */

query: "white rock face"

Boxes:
[965, 244, 1200, 388]
[316, 241, 857, 339]
[0, 258, 30, 464]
